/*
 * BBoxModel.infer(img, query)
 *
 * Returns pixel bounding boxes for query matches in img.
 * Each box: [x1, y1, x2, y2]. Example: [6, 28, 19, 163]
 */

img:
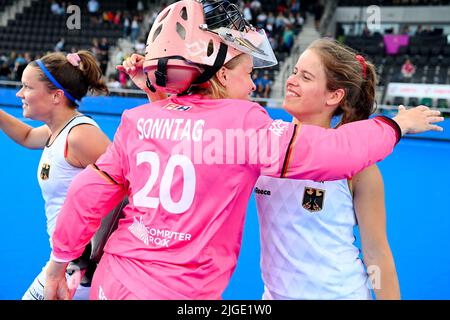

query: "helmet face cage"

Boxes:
[201, 0, 277, 68]
[202, 0, 251, 33]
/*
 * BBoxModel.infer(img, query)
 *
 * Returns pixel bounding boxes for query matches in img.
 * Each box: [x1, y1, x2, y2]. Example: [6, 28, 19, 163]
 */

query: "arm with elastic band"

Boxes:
[51, 164, 126, 262]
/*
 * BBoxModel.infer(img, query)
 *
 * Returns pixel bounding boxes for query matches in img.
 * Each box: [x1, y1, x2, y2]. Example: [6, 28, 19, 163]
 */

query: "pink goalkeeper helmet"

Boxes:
[143, 0, 277, 94]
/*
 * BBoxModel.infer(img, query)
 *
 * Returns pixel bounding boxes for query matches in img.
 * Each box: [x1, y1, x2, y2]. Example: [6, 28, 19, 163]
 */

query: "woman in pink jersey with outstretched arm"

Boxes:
[44, 0, 442, 300]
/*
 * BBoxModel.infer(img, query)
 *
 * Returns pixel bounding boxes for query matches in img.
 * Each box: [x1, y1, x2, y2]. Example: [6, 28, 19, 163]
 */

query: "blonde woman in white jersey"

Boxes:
[255, 38, 401, 300]
[0, 51, 110, 300]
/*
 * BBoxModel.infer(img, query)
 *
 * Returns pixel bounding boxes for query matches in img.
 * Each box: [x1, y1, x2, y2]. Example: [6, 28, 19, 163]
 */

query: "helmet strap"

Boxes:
[191, 42, 228, 85]
[151, 43, 228, 95]
[156, 58, 169, 87]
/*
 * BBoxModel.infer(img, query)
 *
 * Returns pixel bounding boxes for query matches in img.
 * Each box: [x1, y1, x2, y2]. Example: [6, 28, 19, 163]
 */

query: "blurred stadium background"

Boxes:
[0, 0, 449, 299]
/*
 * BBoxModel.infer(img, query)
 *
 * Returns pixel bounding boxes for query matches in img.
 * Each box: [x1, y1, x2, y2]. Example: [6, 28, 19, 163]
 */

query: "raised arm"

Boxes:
[0, 109, 50, 149]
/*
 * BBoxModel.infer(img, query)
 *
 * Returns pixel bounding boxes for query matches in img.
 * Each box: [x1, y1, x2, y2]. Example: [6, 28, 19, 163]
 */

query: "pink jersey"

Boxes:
[51, 94, 400, 299]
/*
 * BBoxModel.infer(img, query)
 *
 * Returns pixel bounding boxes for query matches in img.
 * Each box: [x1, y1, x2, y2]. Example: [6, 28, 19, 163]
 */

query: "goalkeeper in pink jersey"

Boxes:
[44, 0, 442, 300]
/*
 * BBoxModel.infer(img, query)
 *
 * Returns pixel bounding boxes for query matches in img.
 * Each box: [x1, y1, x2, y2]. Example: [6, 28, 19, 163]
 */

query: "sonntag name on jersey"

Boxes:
[137, 118, 205, 142]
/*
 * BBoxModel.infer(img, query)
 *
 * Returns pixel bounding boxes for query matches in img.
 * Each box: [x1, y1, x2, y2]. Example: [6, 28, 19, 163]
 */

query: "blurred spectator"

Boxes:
[259, 71, 272, 98]
[275, 12, 286, 31]
[313, 1, 324, 31]
[336, 23, 345, 42]
[91, 38, 101, 59]
[401, 58, 416, 81]
[54, 37, 65, 52]
[268, 34, 278, 51]
[99, 38, 110, 75]
[6, 52, 17, 73]
[295, 12, 304, 31]
[131, 16, 140, 42]
[243, 3, 252, 22]
[277, 2, 287, 15]
[114, 47, 125, 67]
[256, 11, 267, 29]
[24, 52, 32, 64]
[287, 13, 296, 27]
[0, 53, 11, 80]
[87, 0, 100, 23]
[50, 1, 64, 15]
[254, 71, 272, 98]
[99, 38, 110, 54]
[103, 10, 115, 24]
[267, 11, 275, 26]
[250, 0, 262, 16]
[137, 0, 144, 11]
[362, 25, 371, 37]
[251, 72, 260, 98]
[401, 25, 412, 36]
[135, 38, 146, 54]
[14, 54, 27, 81]
[113, 11, 122, 25]
[149, 9, 159, 25]
[282, 24, 295, 53]
[415, 25, 423, 36]
[87, 0, 99, 12]
[290, 0, 301, 16]
[123, 13, 131, 38]
[107, 75, 121, 89]
[0, 62, 10, 80]
[422, 26, 432, 35]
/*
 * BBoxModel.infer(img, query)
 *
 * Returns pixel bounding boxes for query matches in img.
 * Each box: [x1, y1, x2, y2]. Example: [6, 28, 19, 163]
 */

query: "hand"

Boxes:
[44, 260, 71, 300]
[393, 105, 444, 135]
[116, 54, 168, 102]
[116, 54, 147, 92]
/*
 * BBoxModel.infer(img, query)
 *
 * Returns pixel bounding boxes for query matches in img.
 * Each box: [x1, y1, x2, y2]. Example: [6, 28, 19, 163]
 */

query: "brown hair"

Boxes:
[189, 54, 247, 98]
[30, 50, 108, 107]
[308, 38, 377, 125]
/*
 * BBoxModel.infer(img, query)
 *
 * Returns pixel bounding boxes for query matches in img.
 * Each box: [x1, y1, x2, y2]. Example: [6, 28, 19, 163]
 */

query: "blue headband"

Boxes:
[36, 59, 78, 104]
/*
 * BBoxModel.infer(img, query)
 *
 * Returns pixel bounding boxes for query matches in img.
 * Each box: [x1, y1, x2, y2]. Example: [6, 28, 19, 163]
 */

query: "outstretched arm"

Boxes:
[253, 105, 443, 181]
[393, 105, 443, 134]
[0, 109, 50, 149]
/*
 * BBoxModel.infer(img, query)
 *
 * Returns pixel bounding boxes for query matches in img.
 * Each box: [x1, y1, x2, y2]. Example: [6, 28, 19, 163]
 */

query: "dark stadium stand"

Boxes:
[343, 33, 450, 86]
[0, 0, 14, 7]
[0, 0, 126, 56]
[1, 0, 308, 97]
